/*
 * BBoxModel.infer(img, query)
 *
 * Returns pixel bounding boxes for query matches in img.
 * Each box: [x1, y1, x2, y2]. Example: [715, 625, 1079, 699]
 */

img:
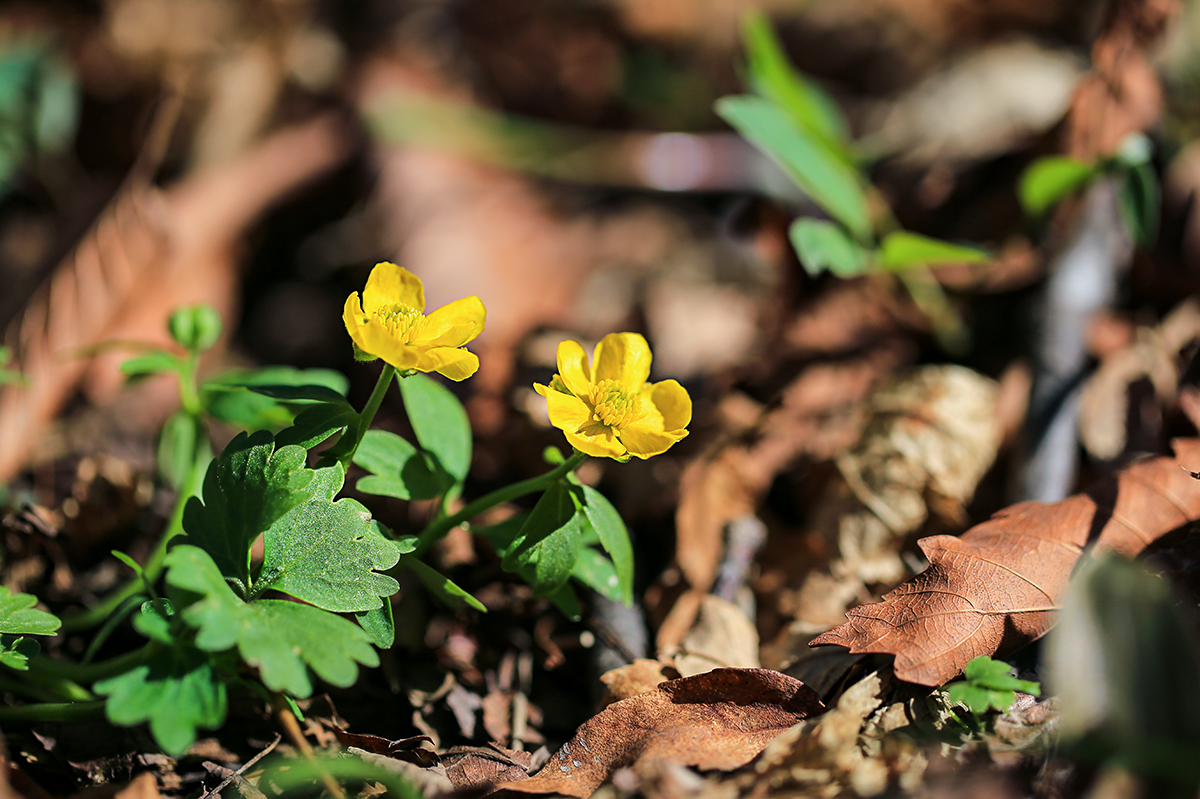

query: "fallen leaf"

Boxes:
[113, 773, 162, 799]
[669, 594, 761, 678]
[499, 668, 823, 797]
[811, 438, 1200, 686]
[444, 744, 534, 790]
[599, 659, 675, 707]
[0, 113, 351, 483]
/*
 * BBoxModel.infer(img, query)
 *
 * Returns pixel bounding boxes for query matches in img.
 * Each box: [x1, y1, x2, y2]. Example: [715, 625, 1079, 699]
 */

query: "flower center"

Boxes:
[371, 303, 425, 343]
[590, 379, 640, 429]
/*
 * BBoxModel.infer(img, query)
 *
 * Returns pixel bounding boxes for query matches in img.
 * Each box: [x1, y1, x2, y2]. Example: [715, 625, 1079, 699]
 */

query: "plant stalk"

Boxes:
[0, 700, 106, 723]
[416, 451, 587, 551]
[340, 364, 397, 468]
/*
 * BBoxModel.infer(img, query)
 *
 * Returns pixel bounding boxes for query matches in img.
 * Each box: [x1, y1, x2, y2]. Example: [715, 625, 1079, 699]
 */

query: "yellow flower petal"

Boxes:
[650, 380, 692, 432]
[363, 262, 425, 315]
[361, 325, 421, 370]
[568, 421, 627, 459]
[422, 296, 486, 348]
[556, 340, 591, 398]
[343, 293, 365, 347]
[619, 425, 684, 459]
[416, 347, 479, 381]
[592, 333, 651, 388]
[545, 389, 592, 432]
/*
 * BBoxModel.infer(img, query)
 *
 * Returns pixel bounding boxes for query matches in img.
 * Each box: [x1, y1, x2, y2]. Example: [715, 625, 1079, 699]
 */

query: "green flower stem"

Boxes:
[341, 364, 397, 468]
[0, 700, 106, 723]
[0, 673, 91, 704]
[61, 435, 209, 633]
[178, 348, 202, 417]
[30, 643, 157, 685]
[416, 451, 587, 551]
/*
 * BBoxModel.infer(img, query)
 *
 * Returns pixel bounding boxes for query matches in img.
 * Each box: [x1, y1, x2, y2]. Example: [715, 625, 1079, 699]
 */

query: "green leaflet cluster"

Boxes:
[0, 587, 61, 670]
[97, 428, 407, 755]
[713, 11, 988, 333]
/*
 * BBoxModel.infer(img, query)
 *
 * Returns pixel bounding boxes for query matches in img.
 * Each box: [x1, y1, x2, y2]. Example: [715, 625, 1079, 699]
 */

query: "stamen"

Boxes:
[372, 303, 425, 343]
[590, 379, 639, 429]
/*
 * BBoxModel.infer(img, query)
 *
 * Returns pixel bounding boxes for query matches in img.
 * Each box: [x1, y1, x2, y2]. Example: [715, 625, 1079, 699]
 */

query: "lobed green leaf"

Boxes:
[182, 431, 313, 593]
[255, 465, 401, 613]
[166, 546, 379, 698]
[95, 643, 226, 756]
[0, 586, 61, 636]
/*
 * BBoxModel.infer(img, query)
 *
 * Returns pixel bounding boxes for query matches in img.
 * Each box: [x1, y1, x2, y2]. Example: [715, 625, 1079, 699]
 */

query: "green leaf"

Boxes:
[742, 11, 850, 159]
[133, 599, 176, 645]
[1118, 161, 1159, 247]
[120, 350, 183, 377]
[502, 482, 585, 571]
[166, 546, 379, 697]
[962, 656, 1040, 694]
[255, 464, 400, 613]
[353, 430, 448, 501]
[398, 373, 472, 483]
[580, 486, 633, 605]
[0, 636, 40, 670]
[946, 682, 1013, 715]
[238, 383, 352, 405]
[789, 217, 869, 277]
[95, 643, 226, 756]
[570, 547, 623, 604]
[355, 601, 395, 649]
[1019, 156, 1097, 217]
[157, 411, 203, 491]
[402, 557, 486, 612]
[276, 403, 359, 451]
[716, 94, 872, 240]
[182, 431, 314, 593]
[203, 367, 349, 430]
[0, 586, 61, 637]
[878, 231, 990, 271]
[532, 520, 583, 597]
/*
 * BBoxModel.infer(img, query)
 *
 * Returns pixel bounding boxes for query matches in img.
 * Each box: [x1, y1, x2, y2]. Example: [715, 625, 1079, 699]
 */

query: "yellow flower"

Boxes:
[535, 333, 691, 460]
[343, 262, 486, 381]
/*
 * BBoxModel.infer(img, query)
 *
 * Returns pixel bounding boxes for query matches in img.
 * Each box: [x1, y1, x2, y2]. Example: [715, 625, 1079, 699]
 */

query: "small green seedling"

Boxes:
[945, 655, 1041, 715]
[715, 12, 988, 351]
[0, 587, 61, 670]
[1019, 132, 1159, 246]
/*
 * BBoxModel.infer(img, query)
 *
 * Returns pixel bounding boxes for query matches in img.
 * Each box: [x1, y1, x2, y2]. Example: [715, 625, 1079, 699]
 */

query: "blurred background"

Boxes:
[6, 0, 1200, 788]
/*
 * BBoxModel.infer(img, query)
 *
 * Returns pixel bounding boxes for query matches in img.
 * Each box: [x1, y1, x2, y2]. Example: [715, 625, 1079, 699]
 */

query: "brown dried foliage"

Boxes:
[812, 438, 1200, 686]
[499, 669, 823, 797]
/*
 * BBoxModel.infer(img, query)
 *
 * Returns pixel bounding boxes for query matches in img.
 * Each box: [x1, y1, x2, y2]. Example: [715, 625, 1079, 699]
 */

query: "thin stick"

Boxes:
[274, 698, 346, 799]
[197, 733, 281, 799]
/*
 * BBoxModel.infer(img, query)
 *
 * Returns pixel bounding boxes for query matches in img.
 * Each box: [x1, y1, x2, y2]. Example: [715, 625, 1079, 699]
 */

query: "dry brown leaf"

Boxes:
[498, 668, 824, 797]
[778, 365, 1001, 635]
[599, 659, 675, 707]
[1064, 0, 1174, 162]
[444, 745, 534, 791]
[811, 438, 1200, 686]
[1079, 299, 1200, 460]
[113, 773, 162, 799]
[0, 113, 351, 483]
[669, 594, 761, 678]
